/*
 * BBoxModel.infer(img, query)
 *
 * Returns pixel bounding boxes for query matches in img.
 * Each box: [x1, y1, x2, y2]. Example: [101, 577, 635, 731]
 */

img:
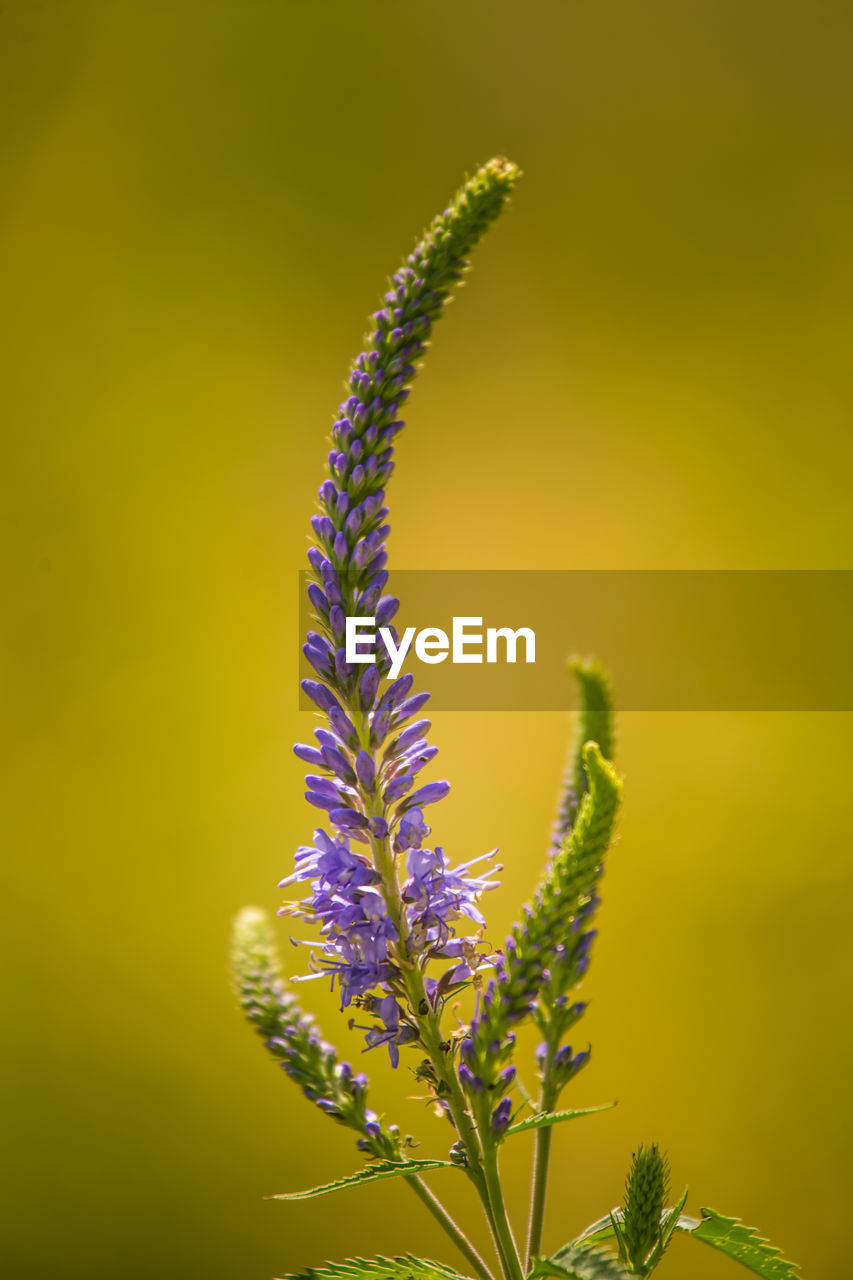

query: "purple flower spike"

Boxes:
[287, 160, 520, 1065]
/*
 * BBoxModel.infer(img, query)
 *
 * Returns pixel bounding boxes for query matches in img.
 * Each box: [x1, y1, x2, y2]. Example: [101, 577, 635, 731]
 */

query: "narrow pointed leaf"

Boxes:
[531, 1245, 629, 1280]
[675, 1209, 801, 1279]
[279, 1258, 473, 1280]
[659, 1187, 689, 1250]
[267, 1158, 455, 1201]
[506, 1102, 615, 1136]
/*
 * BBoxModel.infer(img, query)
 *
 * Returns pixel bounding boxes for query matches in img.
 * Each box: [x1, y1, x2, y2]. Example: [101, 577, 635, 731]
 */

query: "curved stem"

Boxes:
[406, 1174, 496, 1280]
[353, 711, 510, 1274]
[526, 1124, 553, 1266]
[526, 1041, 559, 1265]
[367, 810, 510, 1271]
[480, 1128, 525, 1280]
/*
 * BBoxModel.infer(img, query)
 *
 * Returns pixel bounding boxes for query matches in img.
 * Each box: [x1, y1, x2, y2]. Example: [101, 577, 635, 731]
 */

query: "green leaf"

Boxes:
[675, 1208, 802, 1279]
[506, 1102, 615, 1136]
[531, 1243, 628, 1280]
[279, 1257, 473, 1280]
[267, 1159, 455, 1201]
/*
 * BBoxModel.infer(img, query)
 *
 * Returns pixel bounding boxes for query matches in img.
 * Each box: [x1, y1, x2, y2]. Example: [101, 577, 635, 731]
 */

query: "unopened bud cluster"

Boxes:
[457, 743, 621, 1111]
[231, 907, 400, 1157]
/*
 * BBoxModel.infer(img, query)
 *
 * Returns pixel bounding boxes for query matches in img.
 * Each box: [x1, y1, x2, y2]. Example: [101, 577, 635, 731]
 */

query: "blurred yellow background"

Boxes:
[2, 2, 851, 1278]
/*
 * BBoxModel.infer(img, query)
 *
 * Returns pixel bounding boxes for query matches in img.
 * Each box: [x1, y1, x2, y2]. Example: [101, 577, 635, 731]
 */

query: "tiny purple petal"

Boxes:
[491, 1098, 513, 1135]
[384, 774, 414, 803]
[405, 780, 450, 808]
[330, 807, 368, 829]
[301, 680, 342, 715]
[359, 665, 381, 710]
[355, 751, 376, 793]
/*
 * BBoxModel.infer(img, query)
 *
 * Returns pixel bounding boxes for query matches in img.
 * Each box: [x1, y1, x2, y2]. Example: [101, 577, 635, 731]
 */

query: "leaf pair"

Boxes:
[573, 1206, 801, 1279]
[280, 1258, 472, 1280]
[281, 1251, 627, 1280]
[269, 1107, 613, 1200]
[278, 1208, 801, 1280]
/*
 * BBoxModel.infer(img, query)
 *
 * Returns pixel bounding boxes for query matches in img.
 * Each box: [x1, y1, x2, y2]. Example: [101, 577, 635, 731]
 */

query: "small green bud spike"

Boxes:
[551, 661, 616, 849]
[621, 1145, 670, 1277]
[571, 659, 615, 789]
[230, 907, 402, 1158]
[231, 905, 290, 1042]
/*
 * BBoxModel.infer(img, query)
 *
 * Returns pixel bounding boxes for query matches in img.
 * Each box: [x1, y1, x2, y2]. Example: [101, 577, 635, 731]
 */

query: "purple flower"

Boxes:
[403, 846, 499, 954]
[363, 994, 404, 1068]
[355, 750, 376, 793]
[284, 160, 519, 1064]
[230, 907, 401, 1156]
[394, 807, 430, 852]
[402, 780, 451, 810]
[458, 1062, 484, 1094]
[491, 1098, 513, 1135]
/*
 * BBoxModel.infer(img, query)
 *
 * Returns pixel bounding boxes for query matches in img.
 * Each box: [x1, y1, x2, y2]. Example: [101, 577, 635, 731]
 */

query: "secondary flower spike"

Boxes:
[460, 741, 621, 1103]
[286, 159, 520, 1062]
[230, 907, 401, 1156]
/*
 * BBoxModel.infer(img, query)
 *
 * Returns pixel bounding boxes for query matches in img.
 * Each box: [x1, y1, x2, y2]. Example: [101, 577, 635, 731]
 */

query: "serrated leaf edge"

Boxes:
[277, 1256, 473, 1280]
[505, 1102, 616, 1137]
[530, 1242, 629, 1280]
[267, 1159, 456, 1201]
[674, 1208, 802, 1279]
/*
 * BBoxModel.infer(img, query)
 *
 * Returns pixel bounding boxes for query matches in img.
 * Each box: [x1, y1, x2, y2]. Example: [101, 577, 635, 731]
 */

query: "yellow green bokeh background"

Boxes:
[3, 3, 851, 1277]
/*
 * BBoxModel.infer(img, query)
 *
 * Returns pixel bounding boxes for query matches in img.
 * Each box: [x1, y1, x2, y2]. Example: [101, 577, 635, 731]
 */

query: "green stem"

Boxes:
[382, 869, 510, 1276]
[526, 1124, 553, 1266]
[480, 1128, 525, 1280]
[526, 1042, 559, 1266]
[405, 1174, 496, 1280]
[353, 711, 513, 1276]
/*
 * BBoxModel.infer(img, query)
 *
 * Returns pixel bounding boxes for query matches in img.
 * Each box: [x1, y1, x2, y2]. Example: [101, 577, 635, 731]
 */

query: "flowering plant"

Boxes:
[231, 160, 802, 1280]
